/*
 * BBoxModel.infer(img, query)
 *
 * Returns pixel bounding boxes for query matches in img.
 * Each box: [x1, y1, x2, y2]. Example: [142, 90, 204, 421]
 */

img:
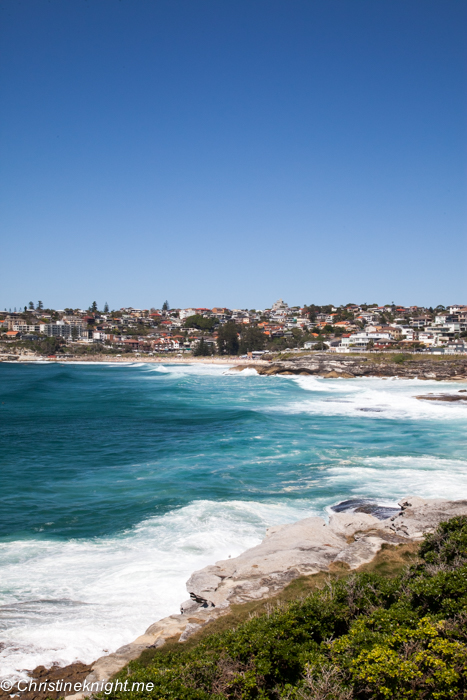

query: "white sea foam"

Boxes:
[58, 361, 136, 366]
[292, 375, 362, 393]
[147, 363, 230, 377]
[0, 499, 311, 680]
[273, 376, 467, 422]
[325, 456, 467, 501]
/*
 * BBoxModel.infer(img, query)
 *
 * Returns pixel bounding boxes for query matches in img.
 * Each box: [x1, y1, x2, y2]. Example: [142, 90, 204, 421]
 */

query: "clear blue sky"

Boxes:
[1, 0, 465, 310]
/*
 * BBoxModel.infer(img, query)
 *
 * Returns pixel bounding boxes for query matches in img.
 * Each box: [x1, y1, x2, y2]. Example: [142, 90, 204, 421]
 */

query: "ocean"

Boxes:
[0, 361, 466, 679]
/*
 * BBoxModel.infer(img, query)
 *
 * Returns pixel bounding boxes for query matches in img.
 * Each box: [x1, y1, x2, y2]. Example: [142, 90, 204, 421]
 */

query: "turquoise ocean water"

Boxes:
[0, 361, 466, 678]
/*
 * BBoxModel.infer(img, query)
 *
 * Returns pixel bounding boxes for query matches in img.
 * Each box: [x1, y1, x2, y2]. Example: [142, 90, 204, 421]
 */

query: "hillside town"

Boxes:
[1, 299, 466, 358]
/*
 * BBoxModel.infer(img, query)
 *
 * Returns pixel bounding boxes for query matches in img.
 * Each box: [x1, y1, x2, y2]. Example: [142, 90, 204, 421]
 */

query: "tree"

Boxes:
[34, 335, 65, 355]
[28, 301, 34, 310]
[304, 304, 320, 323]
[193, 338, 212, 356]
[239, 326, 266, 354]
[37, 300, 43, 310]
[217, 322, 239, 355]
[162, 300, 170, 311]
[91, 301, 98, 313]
[71, 326, 79, 341]
[184, 314, 215, 331]
[104, 302, 109, 313]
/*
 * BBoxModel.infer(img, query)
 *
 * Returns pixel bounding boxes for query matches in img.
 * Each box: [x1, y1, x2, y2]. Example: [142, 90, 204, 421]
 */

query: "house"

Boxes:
[409, 316, 432, 329]
[272, 299, 289, 311]
[417, 332, 437, 346]
[356, 313, 380, 324]
[444, 340, 467, 354]
[179, 309, 198, 320]
[341, 332, 392, 349]
[151, 338, 180, 352]
[124, 339, 140, 350]
[400, 327, 418, 342]
[373, 340, 397, 349]
[365, 325, 402, 339]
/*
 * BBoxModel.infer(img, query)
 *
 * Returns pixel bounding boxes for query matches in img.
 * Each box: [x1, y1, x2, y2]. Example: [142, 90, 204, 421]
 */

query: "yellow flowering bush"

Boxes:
[340, 618, 467, 699]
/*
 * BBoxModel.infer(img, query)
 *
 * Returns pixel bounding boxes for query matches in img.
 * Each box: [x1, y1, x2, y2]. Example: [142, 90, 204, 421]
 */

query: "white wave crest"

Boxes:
[146, 363, 231, 377]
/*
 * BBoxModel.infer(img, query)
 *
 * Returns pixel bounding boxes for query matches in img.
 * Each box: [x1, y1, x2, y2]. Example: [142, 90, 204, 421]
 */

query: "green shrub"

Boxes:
[393, 353, 412, 364]
[332, 616, 467, 699]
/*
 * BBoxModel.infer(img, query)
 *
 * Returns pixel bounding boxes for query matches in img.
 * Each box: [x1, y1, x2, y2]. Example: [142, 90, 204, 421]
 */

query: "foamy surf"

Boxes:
[147, 363, 230, 377]
[0, 499, 312, 681]
[274, 377, 467, 421]
[324, 456, 467, 501]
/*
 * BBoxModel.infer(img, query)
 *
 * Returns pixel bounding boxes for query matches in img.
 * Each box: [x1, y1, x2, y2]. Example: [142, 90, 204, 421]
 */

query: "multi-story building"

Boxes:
[38, 322, 86, 338]
[13, 324, 42, 333]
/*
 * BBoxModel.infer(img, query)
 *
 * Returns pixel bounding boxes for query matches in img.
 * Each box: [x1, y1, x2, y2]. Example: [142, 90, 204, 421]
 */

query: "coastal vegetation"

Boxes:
[102, 517, 467, 700]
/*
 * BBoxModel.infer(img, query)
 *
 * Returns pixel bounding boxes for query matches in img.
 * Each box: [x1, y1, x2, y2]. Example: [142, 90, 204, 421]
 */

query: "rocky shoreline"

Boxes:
[247, 353, 467, 381]
[39, 495, 463, 698]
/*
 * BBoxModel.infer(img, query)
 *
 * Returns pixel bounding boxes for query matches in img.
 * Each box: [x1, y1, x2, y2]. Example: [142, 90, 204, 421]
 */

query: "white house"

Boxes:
[179, 308, 198, 320]
[341, 332, 392, 349]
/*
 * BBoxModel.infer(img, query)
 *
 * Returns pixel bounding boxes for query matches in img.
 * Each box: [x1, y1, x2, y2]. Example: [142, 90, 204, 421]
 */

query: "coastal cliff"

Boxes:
[80, 496, 467, 694]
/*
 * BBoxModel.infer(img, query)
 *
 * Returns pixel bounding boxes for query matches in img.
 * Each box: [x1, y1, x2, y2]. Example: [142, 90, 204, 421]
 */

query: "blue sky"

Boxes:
[1, 0, 465, 310]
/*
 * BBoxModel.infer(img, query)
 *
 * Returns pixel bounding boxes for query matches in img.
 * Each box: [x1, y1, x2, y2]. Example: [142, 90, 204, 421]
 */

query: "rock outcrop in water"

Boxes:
[77, 496, 467, 696]
[415, 391, 467, 402]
